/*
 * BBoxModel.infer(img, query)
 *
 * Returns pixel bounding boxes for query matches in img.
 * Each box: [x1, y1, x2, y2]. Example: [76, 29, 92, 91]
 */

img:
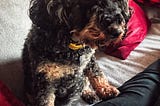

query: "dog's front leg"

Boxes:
[85, 57, 120, 100]
[81, 77, 99, 104]
[34, 86, 56, 106]
[34, 62, 58, 106]
[88, 74, 120, 100]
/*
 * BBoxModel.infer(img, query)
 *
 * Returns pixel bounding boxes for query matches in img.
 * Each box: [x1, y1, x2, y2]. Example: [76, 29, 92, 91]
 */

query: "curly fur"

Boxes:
[22, 0, 131, 106]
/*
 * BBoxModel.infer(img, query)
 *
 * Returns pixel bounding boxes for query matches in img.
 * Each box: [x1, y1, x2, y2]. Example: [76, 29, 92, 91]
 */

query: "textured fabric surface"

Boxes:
[135, 0, 160, 7]
[95, 59, 160, 106]
[96, 33, 160, 88]
[104, 0, 150, 60]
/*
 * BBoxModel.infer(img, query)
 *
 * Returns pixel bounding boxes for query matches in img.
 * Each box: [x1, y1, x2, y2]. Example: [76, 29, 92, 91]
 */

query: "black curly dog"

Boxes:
[22, 0, 131, 105]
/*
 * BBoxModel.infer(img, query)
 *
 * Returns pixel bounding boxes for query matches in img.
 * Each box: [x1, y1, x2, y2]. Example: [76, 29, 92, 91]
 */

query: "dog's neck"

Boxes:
[32, 25, 95, 65]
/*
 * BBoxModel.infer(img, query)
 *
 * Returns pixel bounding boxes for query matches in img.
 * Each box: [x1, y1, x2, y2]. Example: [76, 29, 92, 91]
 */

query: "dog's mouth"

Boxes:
[70, 15, 126, 50]
[70, 29, 124, 50]
[84, 33, 124, 48]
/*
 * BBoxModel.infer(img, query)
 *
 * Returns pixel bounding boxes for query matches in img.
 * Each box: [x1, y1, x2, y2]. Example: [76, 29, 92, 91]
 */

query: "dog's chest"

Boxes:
[34, 47, 96, 101]
[79, 48, 95, 73]
[53, 48, 95, 100]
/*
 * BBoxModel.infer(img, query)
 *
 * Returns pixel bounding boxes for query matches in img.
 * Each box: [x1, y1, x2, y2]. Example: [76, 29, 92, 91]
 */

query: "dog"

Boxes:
[22, 0, 131, 105]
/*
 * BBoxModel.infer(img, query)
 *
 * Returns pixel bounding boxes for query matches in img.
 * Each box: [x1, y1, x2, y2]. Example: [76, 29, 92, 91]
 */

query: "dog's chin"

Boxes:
[84, 39, 107, 50]
[94, 36, 125, 50]
[83, 38, 115, 50]
[84, 41, 98, 49]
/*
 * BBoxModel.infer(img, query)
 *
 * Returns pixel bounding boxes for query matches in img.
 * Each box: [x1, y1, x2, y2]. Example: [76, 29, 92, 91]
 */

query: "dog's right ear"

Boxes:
[29, 0, 74, 29]
[29, 0, 58, 29]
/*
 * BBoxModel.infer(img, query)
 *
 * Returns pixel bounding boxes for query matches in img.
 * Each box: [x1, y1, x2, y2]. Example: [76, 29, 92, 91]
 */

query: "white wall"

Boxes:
[0, 0, 31, 62]
[0, 0, 31, 99]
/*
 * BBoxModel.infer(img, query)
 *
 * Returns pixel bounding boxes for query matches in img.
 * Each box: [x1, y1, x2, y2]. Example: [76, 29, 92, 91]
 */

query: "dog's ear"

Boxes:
[116, 0, 131, 23]
[29, 0, 54, 29]
[29, 0, 79, 29]
[29, 0, 71, 29]
[46, 0, 70, 25]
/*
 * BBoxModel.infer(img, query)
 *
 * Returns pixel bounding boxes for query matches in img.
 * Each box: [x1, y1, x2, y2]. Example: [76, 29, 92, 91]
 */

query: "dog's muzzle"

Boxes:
[70, 14, 126, 49]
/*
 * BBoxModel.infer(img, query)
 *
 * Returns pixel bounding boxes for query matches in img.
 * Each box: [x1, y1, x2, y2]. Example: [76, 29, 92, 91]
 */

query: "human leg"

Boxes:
[94, 59, 160, 106]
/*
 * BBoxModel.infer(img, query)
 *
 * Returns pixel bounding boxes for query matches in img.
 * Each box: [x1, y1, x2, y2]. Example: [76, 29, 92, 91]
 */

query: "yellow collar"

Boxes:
[69, 43, 85, 50]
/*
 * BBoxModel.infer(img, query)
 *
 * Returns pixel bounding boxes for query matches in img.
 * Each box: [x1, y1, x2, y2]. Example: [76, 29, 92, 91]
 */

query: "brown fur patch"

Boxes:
[71, 14, 125, 48]
[71, 15, 106, 48]
[37, 62, 77, 81]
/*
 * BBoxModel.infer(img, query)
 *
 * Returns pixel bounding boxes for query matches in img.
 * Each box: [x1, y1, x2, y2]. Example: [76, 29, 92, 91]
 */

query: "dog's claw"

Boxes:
[96, 85, 120, 100]
[81, 90, 99, 104]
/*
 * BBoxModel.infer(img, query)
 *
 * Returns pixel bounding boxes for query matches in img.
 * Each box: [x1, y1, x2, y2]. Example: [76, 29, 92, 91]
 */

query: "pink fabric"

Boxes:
[104, 0, 150, 60]
[0, 81, 25, 106]
[135, 0, 160, 7]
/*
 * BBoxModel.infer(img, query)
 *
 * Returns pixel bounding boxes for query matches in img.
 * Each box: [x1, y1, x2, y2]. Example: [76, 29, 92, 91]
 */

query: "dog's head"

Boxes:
[29, 0, 131, 49]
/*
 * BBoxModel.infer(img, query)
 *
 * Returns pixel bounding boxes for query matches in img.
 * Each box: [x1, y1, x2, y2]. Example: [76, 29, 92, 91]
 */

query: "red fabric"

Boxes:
[104, 0, 150, 60]
[0, 81, 25, 106]
[135, 0, 160, 7]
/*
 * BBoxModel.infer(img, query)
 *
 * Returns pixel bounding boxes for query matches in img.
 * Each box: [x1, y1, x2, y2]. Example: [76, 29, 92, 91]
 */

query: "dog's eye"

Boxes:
[117, 19, 122, 24]
[115, 14, 124, 24]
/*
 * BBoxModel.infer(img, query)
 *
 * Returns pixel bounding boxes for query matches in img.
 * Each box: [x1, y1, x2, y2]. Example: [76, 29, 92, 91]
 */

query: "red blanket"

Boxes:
[135, 0, 160, 7]
[0, 81, 25, 106]
[104, 0, 150, 59]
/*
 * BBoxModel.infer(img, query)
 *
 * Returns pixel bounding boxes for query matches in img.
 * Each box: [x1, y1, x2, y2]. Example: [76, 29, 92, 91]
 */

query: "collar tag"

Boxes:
[69, 43, 85, 50]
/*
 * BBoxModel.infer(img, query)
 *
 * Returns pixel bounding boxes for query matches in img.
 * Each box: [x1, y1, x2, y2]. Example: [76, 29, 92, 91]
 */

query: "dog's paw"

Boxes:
[96, 85, 120, 100]
[89, 76, 120, 100]
[81, 90, 99, 104]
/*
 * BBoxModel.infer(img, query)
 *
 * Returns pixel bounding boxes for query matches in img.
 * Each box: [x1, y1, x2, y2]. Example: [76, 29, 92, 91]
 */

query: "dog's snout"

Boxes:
[107, 27, 122, 38]
[110, 29, 122, 38]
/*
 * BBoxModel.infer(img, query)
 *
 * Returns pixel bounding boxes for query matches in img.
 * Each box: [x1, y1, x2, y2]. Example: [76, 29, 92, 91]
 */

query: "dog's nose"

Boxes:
[109, 28, 122, 39]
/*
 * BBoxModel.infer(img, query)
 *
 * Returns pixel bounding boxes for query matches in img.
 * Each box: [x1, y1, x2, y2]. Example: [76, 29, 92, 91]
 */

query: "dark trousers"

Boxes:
[94, 59, 160, 106]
